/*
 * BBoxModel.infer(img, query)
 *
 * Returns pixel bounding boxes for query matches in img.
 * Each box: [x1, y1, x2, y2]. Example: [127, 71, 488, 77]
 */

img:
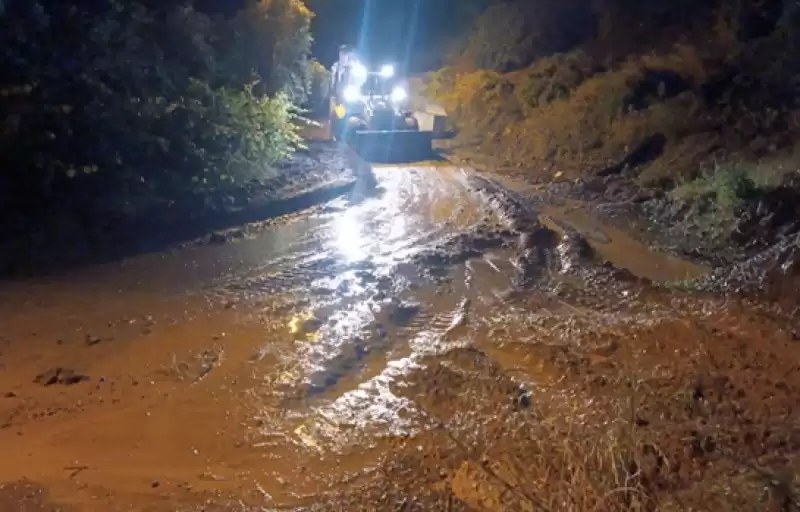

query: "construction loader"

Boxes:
[327, 45, 433, 162]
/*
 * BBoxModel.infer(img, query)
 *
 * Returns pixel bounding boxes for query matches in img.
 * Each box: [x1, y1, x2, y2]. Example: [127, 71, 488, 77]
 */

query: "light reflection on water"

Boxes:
[330, 168, 415, 265]
[254, 166, 506, 450]
[332, 208, 369, 263]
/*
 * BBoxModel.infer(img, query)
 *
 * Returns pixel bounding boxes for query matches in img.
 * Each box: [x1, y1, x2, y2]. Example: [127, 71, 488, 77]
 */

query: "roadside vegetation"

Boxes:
[0, 1, 329, 259]
[425, 0, 800, 244]
[0, 0, 338, 274]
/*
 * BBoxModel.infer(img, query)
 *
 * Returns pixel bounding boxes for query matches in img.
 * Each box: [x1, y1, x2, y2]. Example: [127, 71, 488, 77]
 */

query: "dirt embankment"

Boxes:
[425, 0, 800, 275]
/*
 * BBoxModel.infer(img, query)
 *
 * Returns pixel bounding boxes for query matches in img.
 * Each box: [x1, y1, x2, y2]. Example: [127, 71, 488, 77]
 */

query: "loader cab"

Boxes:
[330, 46, 407, 106]
[360, 74, 392, 98]
[359, 67, 408, 103]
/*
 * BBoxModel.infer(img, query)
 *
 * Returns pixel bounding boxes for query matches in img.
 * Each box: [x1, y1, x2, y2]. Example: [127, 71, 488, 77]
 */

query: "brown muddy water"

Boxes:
[1, 161, 798, 511]
[0, 163, 512, 510]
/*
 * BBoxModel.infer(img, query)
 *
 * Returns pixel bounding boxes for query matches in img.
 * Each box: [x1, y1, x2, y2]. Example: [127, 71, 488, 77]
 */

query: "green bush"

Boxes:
[175, 81, 303, 193]
[0, 0, 312, 216]
[228, 0, 315, 102]
[672, 164, 762, 214]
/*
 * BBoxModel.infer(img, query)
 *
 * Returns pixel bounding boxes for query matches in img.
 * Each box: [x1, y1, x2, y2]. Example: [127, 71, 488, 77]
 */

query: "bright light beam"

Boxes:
[380, 64, 394, 78]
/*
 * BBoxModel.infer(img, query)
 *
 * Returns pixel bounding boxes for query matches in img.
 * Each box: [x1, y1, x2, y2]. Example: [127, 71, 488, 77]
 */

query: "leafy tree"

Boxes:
[230, 0, 315, 101]
[0, 0, 312, 219]
[305, 58, 331, 113]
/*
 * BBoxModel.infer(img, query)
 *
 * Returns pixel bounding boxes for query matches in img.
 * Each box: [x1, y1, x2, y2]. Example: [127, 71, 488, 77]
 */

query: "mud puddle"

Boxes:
[474, 171, 710, 283]
[540, 202, 710, 282]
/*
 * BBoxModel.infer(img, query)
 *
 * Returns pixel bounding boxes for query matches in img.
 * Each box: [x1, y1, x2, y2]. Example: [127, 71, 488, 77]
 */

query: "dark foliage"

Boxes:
[0, 0, 313, 226]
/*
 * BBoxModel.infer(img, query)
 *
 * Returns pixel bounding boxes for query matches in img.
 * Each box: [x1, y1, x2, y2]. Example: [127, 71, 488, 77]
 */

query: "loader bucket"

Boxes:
[352, 130, 434, 163]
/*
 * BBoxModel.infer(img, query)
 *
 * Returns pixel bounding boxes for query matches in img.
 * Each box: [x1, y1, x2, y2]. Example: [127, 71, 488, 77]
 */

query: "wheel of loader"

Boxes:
[404, 115, 419, 131]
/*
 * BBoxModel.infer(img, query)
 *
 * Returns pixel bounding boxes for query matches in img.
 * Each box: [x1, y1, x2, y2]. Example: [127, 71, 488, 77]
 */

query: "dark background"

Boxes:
[305, 0, 489, 70]
[43, 0, 488, 71]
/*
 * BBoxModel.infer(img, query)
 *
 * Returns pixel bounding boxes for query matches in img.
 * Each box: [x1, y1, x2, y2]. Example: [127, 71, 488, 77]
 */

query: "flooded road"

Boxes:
[2, 159, 799, 511]
[0, 162, 514, 510]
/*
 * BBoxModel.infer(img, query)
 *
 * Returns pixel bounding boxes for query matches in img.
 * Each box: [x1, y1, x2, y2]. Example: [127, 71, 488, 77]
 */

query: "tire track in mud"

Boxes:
[211, 164, 630, 464]
[289, 299, 480, 453]
[311, 302, 655, 509]
[196, 166, 522, 457]
[260, 260, 529, 455]
[196, 162, 680, 508]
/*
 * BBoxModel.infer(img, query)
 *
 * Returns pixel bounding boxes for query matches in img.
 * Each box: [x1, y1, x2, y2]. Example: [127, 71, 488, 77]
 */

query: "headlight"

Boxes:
[351, 62, 367, 83]
[380, 64, 394, 78]
[390, 86, 407, 103]
[343, 85, 360, 103]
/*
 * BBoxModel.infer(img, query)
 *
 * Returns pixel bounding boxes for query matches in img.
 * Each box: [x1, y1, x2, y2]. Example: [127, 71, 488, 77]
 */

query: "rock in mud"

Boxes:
[414, 232, 506, 270]
[556, 232, 594, 273]
[387, 300, 420, 327]
[517, 225, 558, 251]
[34, 368, 89, 386]
[85, 334, 102, 346]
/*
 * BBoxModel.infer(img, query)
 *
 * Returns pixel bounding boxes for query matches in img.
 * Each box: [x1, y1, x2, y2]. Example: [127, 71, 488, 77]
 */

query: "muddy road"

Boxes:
[1, 153, 799, 511]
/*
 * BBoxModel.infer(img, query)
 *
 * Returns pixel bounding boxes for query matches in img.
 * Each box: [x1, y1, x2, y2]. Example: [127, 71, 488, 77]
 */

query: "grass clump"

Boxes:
[672, 164, 763, 215]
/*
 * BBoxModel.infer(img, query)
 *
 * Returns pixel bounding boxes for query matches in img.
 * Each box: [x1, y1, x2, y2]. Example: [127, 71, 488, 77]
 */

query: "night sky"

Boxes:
[306, 0, 488, 70]
[175, 0, 488, 70]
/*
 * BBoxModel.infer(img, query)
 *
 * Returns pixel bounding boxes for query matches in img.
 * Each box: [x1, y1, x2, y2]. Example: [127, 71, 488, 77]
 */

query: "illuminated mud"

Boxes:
[2, 161, 795, 511]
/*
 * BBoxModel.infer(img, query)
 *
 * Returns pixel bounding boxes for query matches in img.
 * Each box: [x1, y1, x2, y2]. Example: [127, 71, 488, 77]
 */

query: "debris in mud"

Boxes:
[64, 465, 90, 479]
[208, 228, 247, 245]
[33, 368, 89, 386]
[413, 231, 510, 270]
[85, 334, 103, 346]
[209, 231, 228, 245]
[289, 312, 324, 337]
[387, 300, 420, 327]
[451, 460, 535, 512]
[556, 232, 594, 274]
[168, 346, 225, 383]
[446, 298, 471, 333]
[198, 471, 226, 482]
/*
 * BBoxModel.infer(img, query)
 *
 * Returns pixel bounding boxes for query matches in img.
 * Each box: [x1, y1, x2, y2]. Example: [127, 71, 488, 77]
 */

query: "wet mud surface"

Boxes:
[1, 157, 799, 511]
